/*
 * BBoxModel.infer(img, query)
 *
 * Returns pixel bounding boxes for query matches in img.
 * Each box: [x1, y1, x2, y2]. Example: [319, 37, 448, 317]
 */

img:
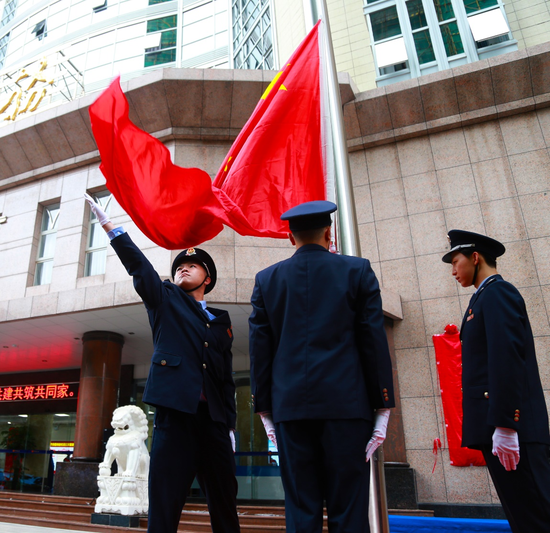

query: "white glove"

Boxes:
[366, 408, 391, 462]
[84, 193, 110, 226]
[259, 413, 278, 451]
[229, 429, 236, 453]
[492, 427, 520, 471]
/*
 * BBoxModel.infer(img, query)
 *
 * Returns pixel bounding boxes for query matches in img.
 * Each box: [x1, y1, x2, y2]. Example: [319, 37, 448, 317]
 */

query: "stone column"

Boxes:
[54, 331, 124, 497]
[73, 331, 125, 460]
[382, 318, 418, 510]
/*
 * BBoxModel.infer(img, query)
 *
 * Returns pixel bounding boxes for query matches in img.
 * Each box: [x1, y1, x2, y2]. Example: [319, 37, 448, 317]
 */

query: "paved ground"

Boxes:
[0, 524, 90, 533]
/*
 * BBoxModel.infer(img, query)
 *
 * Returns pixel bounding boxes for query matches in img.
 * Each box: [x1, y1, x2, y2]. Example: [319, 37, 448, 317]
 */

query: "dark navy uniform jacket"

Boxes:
[249, 244, 395, 424]
[111, 232, 236, 429]
[460, 274, 550, 449]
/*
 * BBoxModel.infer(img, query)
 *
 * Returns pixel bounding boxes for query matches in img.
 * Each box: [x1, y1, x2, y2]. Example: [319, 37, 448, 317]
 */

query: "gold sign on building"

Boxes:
[0, 58, 54, 121]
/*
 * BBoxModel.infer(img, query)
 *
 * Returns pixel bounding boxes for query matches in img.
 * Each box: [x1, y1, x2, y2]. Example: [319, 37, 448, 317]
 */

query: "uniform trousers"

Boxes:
[147, 403, 240, 533]
[481, 442, 550, 533]
[276, 418, 373, 533]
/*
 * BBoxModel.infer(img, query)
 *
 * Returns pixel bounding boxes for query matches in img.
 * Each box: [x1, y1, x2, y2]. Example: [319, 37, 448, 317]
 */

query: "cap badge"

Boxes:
[185, 248, 196, 256]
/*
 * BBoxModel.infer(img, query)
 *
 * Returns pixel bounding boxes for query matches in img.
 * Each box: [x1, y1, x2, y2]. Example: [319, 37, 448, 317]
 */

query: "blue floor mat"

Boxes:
[389, 515, 512, 532]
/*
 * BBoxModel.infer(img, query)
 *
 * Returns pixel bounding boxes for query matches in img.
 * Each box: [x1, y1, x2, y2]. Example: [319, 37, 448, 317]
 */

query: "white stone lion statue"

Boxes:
[96, 405, 150, 516]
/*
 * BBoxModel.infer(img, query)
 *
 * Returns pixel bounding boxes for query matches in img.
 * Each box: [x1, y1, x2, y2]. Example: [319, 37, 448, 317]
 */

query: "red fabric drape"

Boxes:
[433, 324, 486, 467]
[88, 22, 325, 249]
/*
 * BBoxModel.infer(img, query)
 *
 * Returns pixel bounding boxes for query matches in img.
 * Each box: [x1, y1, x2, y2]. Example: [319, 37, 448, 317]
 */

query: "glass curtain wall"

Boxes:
[234, 372, 283, 500]
[232, 0, 274, 69]
[0, 413, 75, 493]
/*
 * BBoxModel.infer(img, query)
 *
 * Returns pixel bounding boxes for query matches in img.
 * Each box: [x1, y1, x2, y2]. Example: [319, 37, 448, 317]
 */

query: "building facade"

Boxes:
[0, 0, 549, 517]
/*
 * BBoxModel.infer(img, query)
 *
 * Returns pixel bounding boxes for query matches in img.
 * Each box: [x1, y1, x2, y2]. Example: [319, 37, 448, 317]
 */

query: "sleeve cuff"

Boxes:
[107, 226, 125, 240]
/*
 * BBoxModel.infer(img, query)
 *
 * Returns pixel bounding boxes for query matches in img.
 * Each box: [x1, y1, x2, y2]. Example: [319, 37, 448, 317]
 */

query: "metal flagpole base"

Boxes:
[368, 446, 390, 533]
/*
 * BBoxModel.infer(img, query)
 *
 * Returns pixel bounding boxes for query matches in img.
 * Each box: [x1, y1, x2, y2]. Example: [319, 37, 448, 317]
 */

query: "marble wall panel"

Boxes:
[371, 179, 407, 221]
[471, 157, 517, 202]
[429, 129, 470, 171]
[441, 456, 492, 504]
[409, 211, 447, 257]
[521, 286, 550, 338]
[402, 171, 442, 215]
[401, 396, 441, 450]
[353, 185, 374, 224]
[61, 167, 89, 202]
[443, 204, 485, 234]
[498, 240, 540, 288]
[4, 183, 40, 216]
[499, 112, 546, 156]
[481, 197, 527, 242]
[57, 288, 87, 314]
[31, 292, 59, 317]
[393, 301, 426, 350]
[379, 257, 420, 302]
[407, 449, 447, 503]
[349, 150, 369, 187]
[463, 121, 506, 163]
[509, 149, 550, 195]
[50, 263, 79, 293]
[416, 254, 457, 301]
[397, 137, 435, 178]
[534, 336, 550, 390]
[358, 222, 379, 263]
[84, 282, 115, 309]
[520, 192, 550, 239]
[395, 347, 434, 398]
[5, 294, 33, 320]
[437, 165, 479, 209]
[235, 246, 294, 279]
[375, 217, 413, 262]
[39, 176, 63, 203]
[530, 237, 550, 286]
[421, 297, 463, 341]
[365, 143, 402, 183]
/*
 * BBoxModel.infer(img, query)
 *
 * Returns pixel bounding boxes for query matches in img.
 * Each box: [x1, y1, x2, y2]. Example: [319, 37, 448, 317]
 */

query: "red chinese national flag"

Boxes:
[88, 21, 325, 249]
[214, 20, 326, 235]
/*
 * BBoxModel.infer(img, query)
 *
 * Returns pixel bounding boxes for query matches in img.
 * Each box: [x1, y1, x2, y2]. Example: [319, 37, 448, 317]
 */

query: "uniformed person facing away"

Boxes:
[85, 194, 240, 533]
[442, 229, 550, 533]
[249, 200, 395, 533]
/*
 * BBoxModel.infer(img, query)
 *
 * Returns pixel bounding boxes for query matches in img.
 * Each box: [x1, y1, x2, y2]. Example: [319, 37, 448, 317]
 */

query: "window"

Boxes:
[408, 0, 435, 64]
[232, 0, 274, 70]
[365, 0, 513, 84]
[149, 0, 174, 4]
[85, 192, 111, 277]
[144, 15, 177, 67]
[91, 0, 108, 13]
[0, 32, 9, 69]
[32, 19, 47, 41]
[0, 0, 17, 29]
[465, 2, 509, 49]
[433, 0, 464, 57]
[35, 204, 60, 286]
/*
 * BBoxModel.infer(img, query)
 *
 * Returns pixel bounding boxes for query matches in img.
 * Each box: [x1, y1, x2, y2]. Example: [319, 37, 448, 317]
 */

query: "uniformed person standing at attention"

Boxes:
[442, 229, 550, 533]
[84, 194, 240, 533]
[249, 200, 395, 533]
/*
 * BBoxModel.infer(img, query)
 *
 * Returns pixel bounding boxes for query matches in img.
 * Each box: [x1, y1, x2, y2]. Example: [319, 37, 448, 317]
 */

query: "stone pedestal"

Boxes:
[95, 476, 148, 516]
[53, 461, 100, 498]
[384, 463, 417, 510]
[91, 513, 142, 527]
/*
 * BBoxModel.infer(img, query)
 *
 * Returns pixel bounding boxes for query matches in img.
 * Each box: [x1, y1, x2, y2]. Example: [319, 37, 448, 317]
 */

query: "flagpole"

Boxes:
[310, 0, 361, 257]
[307, 2, 391, 532]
